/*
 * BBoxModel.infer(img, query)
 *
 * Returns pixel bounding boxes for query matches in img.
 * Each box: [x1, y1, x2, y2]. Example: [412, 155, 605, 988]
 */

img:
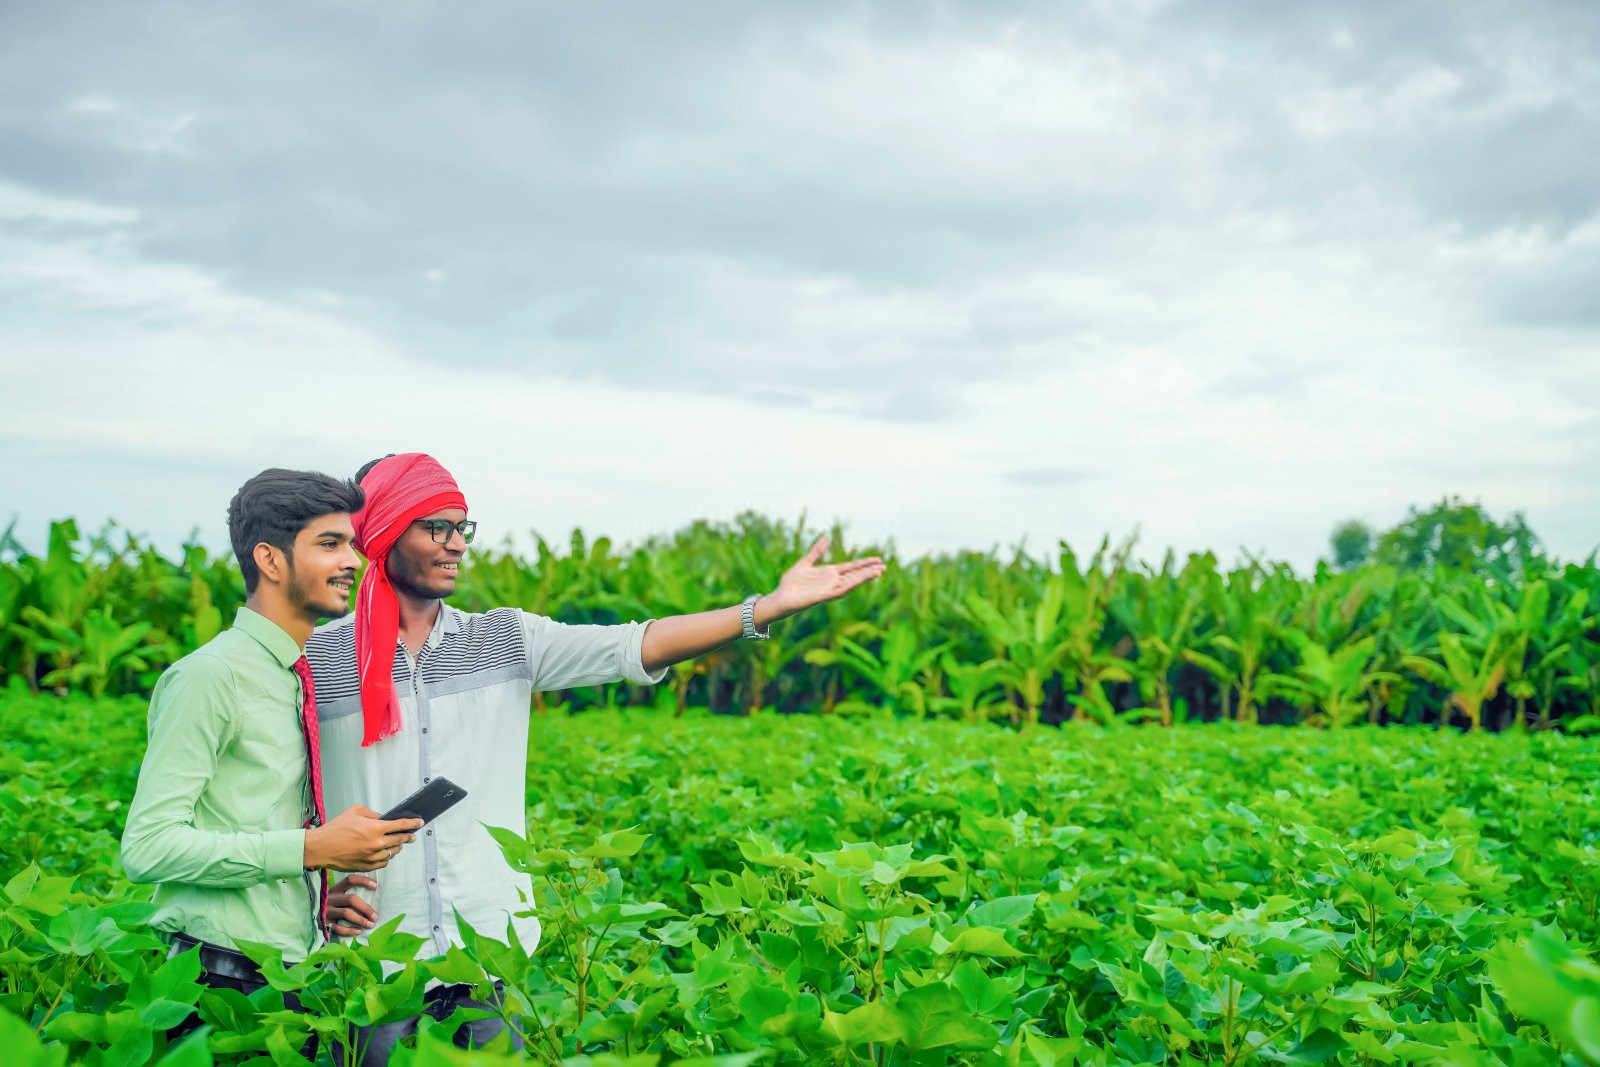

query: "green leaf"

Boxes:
[965, 893, 1037, 929]
[1489, 931, 1600, 1060]
[582, 828, 649, 859]
[196, 987, 258, 1034]
[354, 965, 427, 1028]
[425, 946, 486, 986]
[825, 1001, 907, 1047]
[939, 926, 1029, 959]
[156, 1030, 215, 1066]
[0, 1004, 68, 1062]
[894, 984, 996, 1051]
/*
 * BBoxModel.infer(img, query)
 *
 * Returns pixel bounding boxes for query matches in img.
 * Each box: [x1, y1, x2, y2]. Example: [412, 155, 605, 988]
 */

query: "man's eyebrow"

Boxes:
[313, 529, 354, 541]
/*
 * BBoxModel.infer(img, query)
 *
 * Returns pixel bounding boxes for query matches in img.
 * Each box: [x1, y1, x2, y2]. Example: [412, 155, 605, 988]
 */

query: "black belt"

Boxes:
[168, 932, 266, 984]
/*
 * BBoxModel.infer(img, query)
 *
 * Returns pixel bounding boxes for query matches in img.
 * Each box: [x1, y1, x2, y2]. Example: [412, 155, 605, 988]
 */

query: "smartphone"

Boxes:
[380, 777, 467, 829]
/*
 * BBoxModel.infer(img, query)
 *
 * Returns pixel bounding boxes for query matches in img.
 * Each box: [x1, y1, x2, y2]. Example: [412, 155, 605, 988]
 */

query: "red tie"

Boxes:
[292, 656, 330, 941]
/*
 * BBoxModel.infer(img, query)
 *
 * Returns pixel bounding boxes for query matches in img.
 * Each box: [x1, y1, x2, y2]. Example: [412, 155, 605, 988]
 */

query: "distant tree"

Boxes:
[1373, 496, 1542, 575]
[1329, 520, 1373, 570]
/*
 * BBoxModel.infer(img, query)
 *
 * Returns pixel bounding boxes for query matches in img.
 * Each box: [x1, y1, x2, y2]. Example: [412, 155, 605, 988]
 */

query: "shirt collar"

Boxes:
[232, 606, 303, 669]
[426, 602, 462, 650]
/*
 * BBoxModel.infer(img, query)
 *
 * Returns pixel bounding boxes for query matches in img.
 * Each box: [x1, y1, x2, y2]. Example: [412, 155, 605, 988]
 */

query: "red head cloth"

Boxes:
[351, 453, 467, 746]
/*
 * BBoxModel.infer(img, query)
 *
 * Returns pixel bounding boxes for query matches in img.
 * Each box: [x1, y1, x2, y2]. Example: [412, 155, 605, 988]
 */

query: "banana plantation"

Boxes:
[3, 513, 1597, 731]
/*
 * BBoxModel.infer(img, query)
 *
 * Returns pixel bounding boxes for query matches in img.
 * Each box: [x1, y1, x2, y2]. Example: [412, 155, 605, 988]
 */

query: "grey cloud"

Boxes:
[1397, 102, 1600, 236]
[1491, 244, 1600, 329]
[3, 0, 1599, 416]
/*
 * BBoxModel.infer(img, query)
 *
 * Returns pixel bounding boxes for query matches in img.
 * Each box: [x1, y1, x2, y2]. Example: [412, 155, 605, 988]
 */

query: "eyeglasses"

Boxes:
[410, 519, 477, 545]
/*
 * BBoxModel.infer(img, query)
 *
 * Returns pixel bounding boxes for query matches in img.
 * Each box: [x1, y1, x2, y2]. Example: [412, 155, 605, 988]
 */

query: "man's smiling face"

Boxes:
[387, 507, 469, 601]
[284, 513, 361, 621]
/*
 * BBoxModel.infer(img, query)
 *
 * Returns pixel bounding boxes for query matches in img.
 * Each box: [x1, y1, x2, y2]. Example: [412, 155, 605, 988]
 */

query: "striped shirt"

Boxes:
[304, 604, 663, 962]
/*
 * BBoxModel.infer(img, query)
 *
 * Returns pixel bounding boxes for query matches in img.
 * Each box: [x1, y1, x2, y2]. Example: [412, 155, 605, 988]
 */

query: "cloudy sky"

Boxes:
[3, 0, 1597, 569]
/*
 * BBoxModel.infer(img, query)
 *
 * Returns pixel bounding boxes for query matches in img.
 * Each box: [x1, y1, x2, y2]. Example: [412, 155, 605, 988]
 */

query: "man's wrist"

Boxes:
[302, 826, 325, 871]
[754, 593, 788, 627]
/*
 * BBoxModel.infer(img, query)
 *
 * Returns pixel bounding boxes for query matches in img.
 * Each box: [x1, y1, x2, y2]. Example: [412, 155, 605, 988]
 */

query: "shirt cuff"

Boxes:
[624, 620, 669, 686]
[263, 828, 308, 879]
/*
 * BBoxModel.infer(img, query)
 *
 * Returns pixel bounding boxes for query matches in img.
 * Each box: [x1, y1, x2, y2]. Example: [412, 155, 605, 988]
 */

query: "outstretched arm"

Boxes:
[639, 536, 885, 673]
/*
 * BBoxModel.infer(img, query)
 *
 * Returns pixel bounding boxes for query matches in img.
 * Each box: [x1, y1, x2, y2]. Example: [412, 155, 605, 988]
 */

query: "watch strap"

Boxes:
[741, 594, 770, 640]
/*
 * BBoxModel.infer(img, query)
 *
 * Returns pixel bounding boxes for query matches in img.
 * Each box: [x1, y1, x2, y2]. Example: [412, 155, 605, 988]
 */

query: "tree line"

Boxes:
[2, 499, 1595, 730]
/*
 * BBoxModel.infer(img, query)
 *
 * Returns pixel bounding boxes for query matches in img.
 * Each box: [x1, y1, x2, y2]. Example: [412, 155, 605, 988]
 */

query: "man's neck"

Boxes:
[244, 592, 312, 649]
[396, 589, 444, 656]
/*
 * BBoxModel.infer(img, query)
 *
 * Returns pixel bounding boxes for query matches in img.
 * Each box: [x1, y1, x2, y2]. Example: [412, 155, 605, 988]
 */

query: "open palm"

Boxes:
[772, 537, 886, 615]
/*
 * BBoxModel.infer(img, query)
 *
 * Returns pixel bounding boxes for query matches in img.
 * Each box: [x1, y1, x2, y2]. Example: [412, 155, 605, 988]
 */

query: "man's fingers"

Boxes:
[364, 837, 409, 864]
[841, 569, 877, 589]
[818, 563, 884, 600]
[329, 901, 376, 928]
[832, 560, 885, 584]
[331, 922, 364, 937]
[344, 895, 378, 922]
[380, 818, 424, 835]
[801, 536, 829, 565]
[331, 874, 380, 894]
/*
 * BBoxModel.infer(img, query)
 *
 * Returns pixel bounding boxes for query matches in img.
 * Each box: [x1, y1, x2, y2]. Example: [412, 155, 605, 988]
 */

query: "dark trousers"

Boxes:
[353, 981, 521, 1066]
[166, 933, 314, 1056]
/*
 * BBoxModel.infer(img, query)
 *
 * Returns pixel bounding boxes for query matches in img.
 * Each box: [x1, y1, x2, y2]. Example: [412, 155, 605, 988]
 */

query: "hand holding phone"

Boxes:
[381, 777, 467, 830]
[305, 806, 421, 871]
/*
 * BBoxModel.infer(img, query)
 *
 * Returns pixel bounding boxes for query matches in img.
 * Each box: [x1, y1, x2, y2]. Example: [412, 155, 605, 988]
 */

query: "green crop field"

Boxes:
[5, 689, 1600, 1065]
[3, 505, 1600, 1064]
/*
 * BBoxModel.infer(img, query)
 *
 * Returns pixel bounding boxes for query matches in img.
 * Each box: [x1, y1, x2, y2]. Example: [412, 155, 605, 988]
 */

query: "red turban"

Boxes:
[351, 453, 467, 746]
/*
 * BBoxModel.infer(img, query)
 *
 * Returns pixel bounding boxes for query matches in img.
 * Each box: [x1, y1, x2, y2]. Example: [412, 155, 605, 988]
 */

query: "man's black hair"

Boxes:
[227, 469, 365, 592]
[354, 453, 398, 485]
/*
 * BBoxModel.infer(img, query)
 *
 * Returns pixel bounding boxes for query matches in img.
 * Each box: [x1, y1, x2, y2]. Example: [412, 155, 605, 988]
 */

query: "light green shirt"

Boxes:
[120, 607, 320, 960]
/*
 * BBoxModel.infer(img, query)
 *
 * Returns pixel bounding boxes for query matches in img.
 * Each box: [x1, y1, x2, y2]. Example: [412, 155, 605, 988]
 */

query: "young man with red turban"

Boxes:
[305, 452, 884, 1063]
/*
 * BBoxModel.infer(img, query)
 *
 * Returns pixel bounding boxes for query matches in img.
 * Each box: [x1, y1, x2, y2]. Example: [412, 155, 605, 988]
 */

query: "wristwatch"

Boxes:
[740, 594, 770, 640]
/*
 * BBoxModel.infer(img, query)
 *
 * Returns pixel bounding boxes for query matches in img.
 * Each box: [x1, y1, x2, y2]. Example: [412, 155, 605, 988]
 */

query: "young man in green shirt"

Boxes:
[121, 468, 424, 1032]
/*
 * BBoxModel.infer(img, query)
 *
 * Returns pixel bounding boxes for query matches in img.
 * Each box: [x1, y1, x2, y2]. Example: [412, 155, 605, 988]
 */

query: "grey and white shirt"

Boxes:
[304, 604, 664, 963]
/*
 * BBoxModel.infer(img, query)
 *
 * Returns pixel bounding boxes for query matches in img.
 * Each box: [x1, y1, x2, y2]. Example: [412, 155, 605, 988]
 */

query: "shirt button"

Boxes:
[426, 828, 433, 836]
[424, 776, 431, 784]
[422, 727, 429, 734]
[429, 877, 437, 884]
[433, 924, 441, 932]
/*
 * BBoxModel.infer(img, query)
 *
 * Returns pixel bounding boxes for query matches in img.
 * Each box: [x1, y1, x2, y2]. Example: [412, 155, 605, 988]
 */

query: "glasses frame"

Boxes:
[410, 519, 477, 545]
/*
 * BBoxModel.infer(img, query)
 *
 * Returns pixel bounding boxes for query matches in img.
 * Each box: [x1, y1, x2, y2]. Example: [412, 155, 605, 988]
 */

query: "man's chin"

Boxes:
[391, 579, 450, 602]
[416, 572, 457, 598]
[303, 597, 353, 622]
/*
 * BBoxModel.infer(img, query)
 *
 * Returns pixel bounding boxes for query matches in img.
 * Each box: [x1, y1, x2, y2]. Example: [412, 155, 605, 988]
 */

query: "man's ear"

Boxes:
[253, 542, 288, 587]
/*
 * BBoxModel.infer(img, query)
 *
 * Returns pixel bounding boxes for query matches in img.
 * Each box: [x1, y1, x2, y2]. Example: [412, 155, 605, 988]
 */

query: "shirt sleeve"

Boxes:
[120, 655, 306, 887]
[520, 611, 669, 691]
